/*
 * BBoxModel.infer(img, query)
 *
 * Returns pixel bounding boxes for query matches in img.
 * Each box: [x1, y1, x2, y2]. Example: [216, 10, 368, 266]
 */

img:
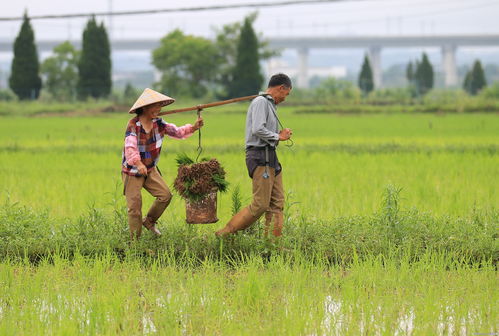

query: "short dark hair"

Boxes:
[135, 107, 143, 115]
[268, 73, 292, 89]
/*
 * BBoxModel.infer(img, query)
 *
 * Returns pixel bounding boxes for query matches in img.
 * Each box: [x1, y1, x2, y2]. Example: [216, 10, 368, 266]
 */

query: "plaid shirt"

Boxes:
[122, 117, 194, 176]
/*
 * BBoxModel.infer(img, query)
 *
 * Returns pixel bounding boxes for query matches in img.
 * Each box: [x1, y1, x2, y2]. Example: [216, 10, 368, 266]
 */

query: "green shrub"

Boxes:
[422, 88, 469, 104]
[479, 82, 499, 99]
[0, 89, 17, 102]
[365, 88, 413, 104]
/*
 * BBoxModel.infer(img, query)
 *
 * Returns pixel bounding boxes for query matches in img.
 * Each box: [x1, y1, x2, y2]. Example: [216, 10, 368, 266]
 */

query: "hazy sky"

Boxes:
[1, 0, 499, 41]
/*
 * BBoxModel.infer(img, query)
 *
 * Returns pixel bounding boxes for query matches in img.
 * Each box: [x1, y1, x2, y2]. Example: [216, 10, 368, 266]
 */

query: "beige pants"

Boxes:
[216, 166, 285, 237]
[248, 166, 285, 219]
[122, 167, 172, 239]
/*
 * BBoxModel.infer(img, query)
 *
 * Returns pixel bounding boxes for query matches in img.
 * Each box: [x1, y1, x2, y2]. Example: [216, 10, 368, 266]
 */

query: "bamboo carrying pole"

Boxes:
[158, 94, 258, 116]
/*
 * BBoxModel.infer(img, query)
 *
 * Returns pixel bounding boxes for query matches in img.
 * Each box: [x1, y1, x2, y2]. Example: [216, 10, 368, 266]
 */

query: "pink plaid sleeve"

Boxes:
[124, 135, 141, 165]
[160, 120, 195, 139]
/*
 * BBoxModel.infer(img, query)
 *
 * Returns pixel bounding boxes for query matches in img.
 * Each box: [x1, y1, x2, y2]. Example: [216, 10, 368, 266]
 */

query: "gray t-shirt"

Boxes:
[245, 94, 279, 148]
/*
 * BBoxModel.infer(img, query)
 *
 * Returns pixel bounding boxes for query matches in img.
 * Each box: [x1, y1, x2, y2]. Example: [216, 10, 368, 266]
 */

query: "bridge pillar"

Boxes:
[368, 46, 382, 88]
[441, 44, 458, 87]
[297, 47, 309, 89]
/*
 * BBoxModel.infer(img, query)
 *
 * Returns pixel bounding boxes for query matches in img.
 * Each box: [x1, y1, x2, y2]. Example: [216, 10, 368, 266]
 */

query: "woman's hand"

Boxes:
[137, 162, 148, 176]
[193, 117, 204, 131]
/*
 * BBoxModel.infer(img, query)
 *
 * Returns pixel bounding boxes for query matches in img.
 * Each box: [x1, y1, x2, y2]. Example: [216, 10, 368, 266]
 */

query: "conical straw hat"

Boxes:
[129, 88, 175, 113]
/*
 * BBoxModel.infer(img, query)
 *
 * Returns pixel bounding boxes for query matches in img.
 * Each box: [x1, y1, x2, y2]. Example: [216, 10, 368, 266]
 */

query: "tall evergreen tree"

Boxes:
[358, 54, 374, 96]
[228, 17, 263, 97]
[213, 12, 278, 98]
[463, 60, 487, 95]
[77, 17, 111, 99]
[9, 12, 42, 100]
[406, 61, 414, 84]
[415, 53, 434, 96]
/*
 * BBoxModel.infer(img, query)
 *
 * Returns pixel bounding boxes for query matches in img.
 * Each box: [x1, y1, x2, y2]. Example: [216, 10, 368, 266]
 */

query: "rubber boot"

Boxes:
[215, 207, 257, 237]
[263, 212, 273, 237]
[142, 196, 171, 236]
[143, 216, 162, 236]
[272, 212, 284, 237]
[129, 215, 143, 240]
[264, 212, 284, 237]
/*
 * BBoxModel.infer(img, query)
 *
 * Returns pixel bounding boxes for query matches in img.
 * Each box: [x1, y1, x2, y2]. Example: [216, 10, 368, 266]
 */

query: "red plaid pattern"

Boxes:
[122, 117, 193, 176]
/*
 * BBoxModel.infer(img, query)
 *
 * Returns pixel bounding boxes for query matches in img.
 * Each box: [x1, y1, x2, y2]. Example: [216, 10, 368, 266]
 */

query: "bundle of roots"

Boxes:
[174, 155, 228, 202]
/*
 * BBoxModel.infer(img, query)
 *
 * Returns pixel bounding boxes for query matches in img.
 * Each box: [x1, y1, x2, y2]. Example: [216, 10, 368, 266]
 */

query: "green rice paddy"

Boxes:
[0, 107, 497, 335]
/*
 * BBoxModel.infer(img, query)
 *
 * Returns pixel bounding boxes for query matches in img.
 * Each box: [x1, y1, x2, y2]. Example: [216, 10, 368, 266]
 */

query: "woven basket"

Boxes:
[185, 190, 218, 224]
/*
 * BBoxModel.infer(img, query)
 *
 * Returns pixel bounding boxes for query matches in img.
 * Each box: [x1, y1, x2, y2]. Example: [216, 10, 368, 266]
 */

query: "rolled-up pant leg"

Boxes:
[122, 173, 145, 239]
[143, 167, 172, 224]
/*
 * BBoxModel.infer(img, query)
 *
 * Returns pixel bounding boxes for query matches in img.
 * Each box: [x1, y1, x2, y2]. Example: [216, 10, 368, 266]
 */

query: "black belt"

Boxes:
[246, 145, 275, 151]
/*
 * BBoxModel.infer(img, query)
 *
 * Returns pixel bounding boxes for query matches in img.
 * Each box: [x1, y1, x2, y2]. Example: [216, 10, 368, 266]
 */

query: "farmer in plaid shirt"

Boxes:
[122, 88, 203, 240]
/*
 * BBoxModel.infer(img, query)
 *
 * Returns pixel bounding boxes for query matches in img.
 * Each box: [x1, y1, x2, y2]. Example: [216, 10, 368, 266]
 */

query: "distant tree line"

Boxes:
[357, 51, 488, 97]
[6, 11, 491, 102]
[7, 11, 272, 101]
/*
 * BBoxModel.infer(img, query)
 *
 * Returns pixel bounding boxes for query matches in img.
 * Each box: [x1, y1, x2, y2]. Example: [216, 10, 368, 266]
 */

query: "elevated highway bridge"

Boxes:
[1, 34, 498, 88]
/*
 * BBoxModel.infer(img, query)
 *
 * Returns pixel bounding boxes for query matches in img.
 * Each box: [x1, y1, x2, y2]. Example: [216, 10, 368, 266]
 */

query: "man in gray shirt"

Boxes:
[216, 73, 293, 237]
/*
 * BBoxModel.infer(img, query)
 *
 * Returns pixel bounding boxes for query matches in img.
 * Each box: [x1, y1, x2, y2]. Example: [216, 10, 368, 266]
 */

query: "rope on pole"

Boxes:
[196, 108, 203, 162]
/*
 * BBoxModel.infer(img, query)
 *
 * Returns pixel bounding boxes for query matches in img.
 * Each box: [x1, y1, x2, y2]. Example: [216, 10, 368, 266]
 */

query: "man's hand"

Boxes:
[192, 117, 204, 131]
[137, 162, 148, 176]
[279, 128, 292, 141]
